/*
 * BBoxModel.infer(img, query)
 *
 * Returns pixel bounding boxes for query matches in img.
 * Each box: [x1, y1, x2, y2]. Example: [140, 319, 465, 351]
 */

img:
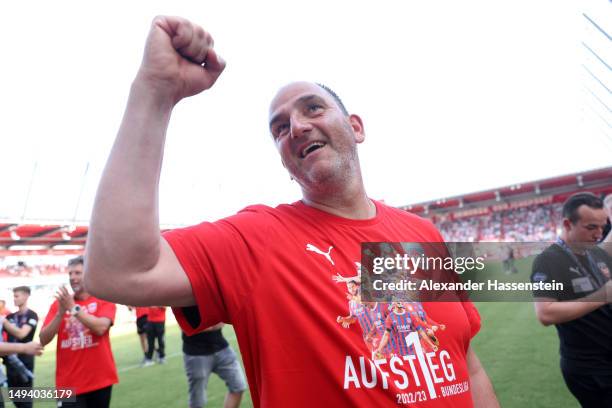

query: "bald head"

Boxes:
[269, 82, 348, 118]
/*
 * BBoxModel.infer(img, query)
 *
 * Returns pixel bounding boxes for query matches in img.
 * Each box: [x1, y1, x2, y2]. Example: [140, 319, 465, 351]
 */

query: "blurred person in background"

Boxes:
[142, 306, 166, 366]
[0, 341, 42, 408]
[39, 256, 118, 408]
[2, 286, 38, 408]
[129, 306, 149, 363]
[182, 323, 246, 408]
[531, 193, 612, 407]
[0, 301, 10, 318]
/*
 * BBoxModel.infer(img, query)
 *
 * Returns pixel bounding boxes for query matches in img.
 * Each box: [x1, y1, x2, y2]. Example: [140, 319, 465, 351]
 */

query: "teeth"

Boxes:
[301, 142, 325, 158]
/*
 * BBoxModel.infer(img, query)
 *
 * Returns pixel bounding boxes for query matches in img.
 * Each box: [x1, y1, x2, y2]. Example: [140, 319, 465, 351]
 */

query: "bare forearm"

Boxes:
[0, 343, 28, 356]
[85, 78, 174, 296]
[535, 300, 606, 325]
[470, 366, 499, 407]
[467, 348, 499, 408]
[2, 321, 28, 339]
[39, 315, 62, 346]
[75, 313, 111, 337]
[85, 16, 224, 306]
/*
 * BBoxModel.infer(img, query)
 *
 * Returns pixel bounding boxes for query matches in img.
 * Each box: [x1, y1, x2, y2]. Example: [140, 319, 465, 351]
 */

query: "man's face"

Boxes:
[68, 264, 84, 294]
[565, 205, 608, 249]
[391, 302, 406, 313]
[13, 291, 28, 308]
[268, 82, 365, 190]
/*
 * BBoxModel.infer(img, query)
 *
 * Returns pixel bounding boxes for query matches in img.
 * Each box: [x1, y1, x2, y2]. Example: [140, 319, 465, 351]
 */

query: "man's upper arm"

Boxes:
[140, 237, 195, 307]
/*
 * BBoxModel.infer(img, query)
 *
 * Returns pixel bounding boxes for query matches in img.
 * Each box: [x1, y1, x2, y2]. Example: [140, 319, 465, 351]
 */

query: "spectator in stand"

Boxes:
[39, 256, 118, 408]
[435, 202, 563, 242]
[2, 286, 38, 408]
[143, 307, 166, 366]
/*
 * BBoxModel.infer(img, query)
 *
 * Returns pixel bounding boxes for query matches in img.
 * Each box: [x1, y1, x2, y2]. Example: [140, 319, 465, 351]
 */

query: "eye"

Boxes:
[274, 123, 290, 139]
[307, 104, 323, 113]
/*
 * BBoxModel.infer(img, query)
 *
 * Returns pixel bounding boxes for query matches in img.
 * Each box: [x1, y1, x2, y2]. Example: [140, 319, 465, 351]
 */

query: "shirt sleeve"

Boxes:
[96, 301, 117, 324]
[42, 301, 59, 329]
[164, 206, 272, 335]
[461, 301, 481, 339]
[26, 310, 38, 329]
[530, 252, 561, 299]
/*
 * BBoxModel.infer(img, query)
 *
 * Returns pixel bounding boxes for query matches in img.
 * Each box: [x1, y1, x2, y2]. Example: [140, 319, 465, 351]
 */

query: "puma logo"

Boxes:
[306, 244, 334, 265]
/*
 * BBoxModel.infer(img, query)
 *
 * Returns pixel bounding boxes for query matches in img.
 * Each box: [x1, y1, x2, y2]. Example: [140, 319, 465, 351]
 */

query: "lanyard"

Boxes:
[555, 237, 605, 286]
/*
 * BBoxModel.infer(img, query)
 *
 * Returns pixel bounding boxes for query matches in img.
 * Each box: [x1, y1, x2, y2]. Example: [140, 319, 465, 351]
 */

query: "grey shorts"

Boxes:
[183, 347, 247, 408]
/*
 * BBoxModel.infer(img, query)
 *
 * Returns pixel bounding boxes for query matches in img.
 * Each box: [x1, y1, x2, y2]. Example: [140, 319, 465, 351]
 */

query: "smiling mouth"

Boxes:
[300, 142, 326, 158]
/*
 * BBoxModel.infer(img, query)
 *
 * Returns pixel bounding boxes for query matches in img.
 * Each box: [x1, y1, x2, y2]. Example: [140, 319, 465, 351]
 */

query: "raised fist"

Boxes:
[137, 16, 226, 104]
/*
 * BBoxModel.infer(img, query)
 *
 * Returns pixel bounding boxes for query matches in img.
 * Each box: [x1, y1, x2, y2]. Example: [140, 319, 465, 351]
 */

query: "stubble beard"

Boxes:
[299, 146, 360, 198]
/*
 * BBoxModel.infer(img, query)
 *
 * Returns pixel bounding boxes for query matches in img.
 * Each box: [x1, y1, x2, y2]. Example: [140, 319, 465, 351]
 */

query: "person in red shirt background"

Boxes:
[142, 306, 166, 366]
[0, 300, 9, 343]
[0, 300, 10, 318]
[39, 256, 118, 408]
[128, 306, 149, 364]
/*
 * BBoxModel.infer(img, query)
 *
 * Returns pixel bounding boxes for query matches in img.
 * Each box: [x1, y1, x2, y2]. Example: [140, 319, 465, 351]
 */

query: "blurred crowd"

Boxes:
[434, 202, 564, 242]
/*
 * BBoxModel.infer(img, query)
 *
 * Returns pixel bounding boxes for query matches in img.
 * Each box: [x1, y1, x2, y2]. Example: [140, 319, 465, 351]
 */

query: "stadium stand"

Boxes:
[402, 166, 612, 242]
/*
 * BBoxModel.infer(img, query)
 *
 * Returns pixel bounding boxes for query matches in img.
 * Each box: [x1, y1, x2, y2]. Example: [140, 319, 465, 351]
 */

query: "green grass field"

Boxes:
[25, 304, 577, 408]
[29, 324, 253, 408]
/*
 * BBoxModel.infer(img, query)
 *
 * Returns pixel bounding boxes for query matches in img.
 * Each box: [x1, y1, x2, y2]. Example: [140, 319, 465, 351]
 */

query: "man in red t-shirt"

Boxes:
[128, 306, 149, 363]
[84, 16, 500, 407]
[40, 256, 118, 408]
[142, 307, 166, 366]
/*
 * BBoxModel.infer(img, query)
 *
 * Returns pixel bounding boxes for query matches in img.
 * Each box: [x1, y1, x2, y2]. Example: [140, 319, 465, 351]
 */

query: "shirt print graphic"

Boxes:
[60, 303, 100, 351]
[308, 242, 470, 403]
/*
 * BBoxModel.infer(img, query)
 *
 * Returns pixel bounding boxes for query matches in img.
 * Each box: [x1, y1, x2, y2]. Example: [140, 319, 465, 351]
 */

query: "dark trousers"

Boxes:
[6, 375, 33, 408]
[562, 368, 612, 408]
[6, 359, 34, 408]
[57, 386, 112, 408]
[145, 321, 165, 359]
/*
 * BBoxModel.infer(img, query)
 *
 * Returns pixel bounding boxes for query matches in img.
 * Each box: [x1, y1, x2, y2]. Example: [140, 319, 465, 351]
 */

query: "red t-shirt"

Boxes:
[165, 200, 481, 407]
[135, 307, 149, 319]
[42, 296, 118, 395]
[147, 307, 166, 322]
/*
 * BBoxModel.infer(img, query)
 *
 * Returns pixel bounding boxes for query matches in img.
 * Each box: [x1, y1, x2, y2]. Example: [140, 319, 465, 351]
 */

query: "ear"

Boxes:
[562, 218, 572, 232]
[349, 114, 365, 144]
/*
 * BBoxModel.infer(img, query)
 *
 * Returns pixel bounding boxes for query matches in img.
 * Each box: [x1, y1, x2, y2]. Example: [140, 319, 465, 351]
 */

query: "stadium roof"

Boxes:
[1, 167, 609, 255]
[401, 166, 612, 215]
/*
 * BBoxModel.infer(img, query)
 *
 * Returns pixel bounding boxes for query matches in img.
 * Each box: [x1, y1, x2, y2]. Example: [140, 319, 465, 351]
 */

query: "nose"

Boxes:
[289, 113, 313, 139]
[594, 227, 603, 241]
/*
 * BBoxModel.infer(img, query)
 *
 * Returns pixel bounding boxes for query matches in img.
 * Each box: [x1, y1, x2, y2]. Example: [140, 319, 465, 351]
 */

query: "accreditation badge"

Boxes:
[571, 277, 595, 293]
